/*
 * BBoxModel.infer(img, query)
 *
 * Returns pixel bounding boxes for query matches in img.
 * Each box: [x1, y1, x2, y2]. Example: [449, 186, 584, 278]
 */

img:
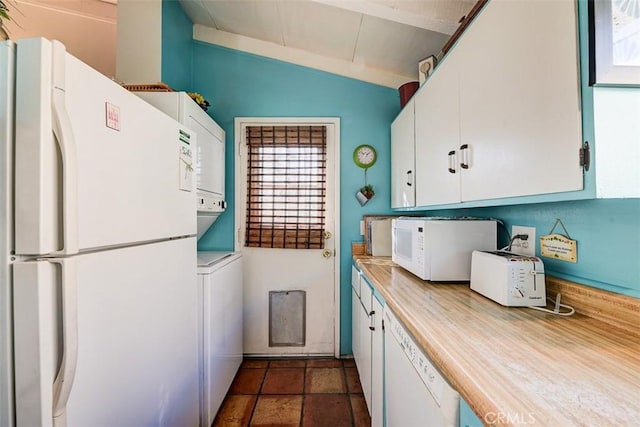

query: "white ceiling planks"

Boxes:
[315, 0, 466, 35]
[183, 0, 476, 88]
[278, 1, 362, 61]
[179, 0, 216, 26]
[203, 0, 283, 43]
[355, 14, 450, 77]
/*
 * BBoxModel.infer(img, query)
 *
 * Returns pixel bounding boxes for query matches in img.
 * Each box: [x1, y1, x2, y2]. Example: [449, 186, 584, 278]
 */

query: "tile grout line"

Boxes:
[247, 360, 270, 426]
[300, 359, 307, 427]
[342, 361, 356, 426]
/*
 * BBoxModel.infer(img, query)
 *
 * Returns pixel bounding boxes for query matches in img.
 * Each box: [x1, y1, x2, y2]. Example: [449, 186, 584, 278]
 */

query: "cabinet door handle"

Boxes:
[460, 144, 470, 169]
[448, 150, 456, 174]
[406, 170, 412, 186]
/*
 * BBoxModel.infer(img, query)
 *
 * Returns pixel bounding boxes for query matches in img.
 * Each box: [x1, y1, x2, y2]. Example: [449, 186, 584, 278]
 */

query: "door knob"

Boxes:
[324, 231, 332, 239]
[322, 249, 332, 258]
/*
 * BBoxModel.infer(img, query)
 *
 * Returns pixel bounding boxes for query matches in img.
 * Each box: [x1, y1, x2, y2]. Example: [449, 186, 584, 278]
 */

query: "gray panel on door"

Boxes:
[269, 290, 306, 347]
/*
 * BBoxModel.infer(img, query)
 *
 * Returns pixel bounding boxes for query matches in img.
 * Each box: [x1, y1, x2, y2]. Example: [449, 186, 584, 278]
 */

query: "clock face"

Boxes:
[354, 144, 377, 168]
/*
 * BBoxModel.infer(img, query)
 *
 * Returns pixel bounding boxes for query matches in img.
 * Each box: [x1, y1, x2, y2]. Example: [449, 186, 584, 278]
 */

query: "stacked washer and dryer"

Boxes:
[134, 91, 243, 427]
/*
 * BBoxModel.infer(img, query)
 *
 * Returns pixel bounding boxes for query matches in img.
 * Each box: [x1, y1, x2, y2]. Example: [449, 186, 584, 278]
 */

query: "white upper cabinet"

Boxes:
[415, 52, 462, 206]
[456, 0, 583, 202]
[393, 0, 585, 208]
[391, 98, 416, 208]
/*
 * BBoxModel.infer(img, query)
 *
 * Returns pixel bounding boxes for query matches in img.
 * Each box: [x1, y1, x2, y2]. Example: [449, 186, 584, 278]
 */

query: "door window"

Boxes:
[245, 125, 327, 249]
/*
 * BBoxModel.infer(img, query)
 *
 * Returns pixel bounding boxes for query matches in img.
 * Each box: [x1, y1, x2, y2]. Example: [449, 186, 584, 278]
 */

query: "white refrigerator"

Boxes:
[1, 38, 200, 427]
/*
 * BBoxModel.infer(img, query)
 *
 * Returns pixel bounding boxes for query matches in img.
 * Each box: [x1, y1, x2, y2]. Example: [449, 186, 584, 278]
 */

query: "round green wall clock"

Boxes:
[353, 144, 377, 169]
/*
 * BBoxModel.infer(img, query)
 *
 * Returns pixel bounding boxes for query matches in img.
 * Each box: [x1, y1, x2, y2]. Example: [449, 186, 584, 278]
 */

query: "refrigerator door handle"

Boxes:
[51, 40, 79, 255]
[50, 258, 79, 427]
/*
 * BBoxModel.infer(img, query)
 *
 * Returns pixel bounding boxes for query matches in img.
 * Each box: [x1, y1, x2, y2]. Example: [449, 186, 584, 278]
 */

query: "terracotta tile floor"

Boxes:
[213, 358, 370, 427]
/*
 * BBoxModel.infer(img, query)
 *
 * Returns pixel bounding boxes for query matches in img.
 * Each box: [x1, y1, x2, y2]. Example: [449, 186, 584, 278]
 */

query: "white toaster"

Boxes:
[470, 250, 546, 307]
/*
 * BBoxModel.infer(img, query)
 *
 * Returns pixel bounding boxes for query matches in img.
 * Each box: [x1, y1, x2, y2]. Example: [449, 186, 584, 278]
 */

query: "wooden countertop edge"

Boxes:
[353, 256, 640, 426]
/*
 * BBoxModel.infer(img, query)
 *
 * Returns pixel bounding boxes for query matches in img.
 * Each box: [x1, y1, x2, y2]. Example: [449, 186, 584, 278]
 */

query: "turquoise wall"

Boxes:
[161, 0, 638, 357]
[408, 199, 640, 297]
[161, 0, 192, 91]
[190, 43, 398, 355]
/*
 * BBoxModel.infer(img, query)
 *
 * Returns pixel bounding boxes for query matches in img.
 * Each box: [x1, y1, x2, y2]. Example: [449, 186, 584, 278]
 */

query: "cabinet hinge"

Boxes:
[579, 141, 590, 172]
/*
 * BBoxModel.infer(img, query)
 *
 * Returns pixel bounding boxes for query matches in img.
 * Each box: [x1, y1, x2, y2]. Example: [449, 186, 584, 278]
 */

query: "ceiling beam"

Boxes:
[193, 24, 412, 88]
[310, 0, 458, 35]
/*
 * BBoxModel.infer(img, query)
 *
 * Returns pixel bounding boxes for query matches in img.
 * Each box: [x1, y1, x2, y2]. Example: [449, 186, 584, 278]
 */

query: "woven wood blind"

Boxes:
[245, 125, 327, 249]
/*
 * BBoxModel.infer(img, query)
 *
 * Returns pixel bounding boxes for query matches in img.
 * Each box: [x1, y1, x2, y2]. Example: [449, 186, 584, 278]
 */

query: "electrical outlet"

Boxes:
[511, 226, 536, 256]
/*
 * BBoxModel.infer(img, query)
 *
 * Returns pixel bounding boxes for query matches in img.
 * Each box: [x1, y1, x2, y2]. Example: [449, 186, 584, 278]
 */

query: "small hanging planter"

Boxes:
[356, 184, 375, 206]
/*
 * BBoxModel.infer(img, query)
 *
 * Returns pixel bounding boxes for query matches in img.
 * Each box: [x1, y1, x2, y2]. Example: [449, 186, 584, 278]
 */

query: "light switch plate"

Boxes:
[511, 226, 536, 256]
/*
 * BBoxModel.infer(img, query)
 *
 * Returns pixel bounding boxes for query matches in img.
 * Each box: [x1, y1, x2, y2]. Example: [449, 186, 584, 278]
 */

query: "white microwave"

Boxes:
[392, 217, 497, 281]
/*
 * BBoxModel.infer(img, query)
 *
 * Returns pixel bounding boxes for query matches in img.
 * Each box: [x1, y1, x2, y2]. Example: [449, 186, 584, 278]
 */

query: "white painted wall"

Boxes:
[115, 0, 162, 84]
[3, 0, 117, 77]
[594, 87, 640, 198]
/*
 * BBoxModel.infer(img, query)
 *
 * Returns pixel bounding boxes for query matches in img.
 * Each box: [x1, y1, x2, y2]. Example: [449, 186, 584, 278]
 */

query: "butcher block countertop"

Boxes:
[353, 256, 640, 426]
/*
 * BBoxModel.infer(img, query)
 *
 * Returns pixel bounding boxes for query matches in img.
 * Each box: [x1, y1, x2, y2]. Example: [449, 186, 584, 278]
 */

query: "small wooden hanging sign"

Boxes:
[540, 219, 577, 263]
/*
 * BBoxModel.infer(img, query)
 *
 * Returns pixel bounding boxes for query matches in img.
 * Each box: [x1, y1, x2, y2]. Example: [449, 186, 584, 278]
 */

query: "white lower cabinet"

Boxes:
[351, 267, 361, 372]
[358, 287, 373, 409]
[370, 296, 384, 427]
[351, 265, 384, 427]
[351, 286, 360, 365]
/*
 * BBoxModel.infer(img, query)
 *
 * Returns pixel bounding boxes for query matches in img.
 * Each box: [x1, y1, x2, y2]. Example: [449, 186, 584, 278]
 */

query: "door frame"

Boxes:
[234, 117, 341, 357]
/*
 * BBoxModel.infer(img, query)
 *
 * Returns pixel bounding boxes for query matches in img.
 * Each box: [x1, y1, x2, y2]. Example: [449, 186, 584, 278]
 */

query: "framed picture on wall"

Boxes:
[589, 0, 640, 85]
[418, 56, 437, 86]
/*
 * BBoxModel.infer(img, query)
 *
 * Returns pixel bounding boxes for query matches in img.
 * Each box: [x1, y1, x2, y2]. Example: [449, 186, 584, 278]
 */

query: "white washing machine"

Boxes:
[197, 252, 243, 427]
